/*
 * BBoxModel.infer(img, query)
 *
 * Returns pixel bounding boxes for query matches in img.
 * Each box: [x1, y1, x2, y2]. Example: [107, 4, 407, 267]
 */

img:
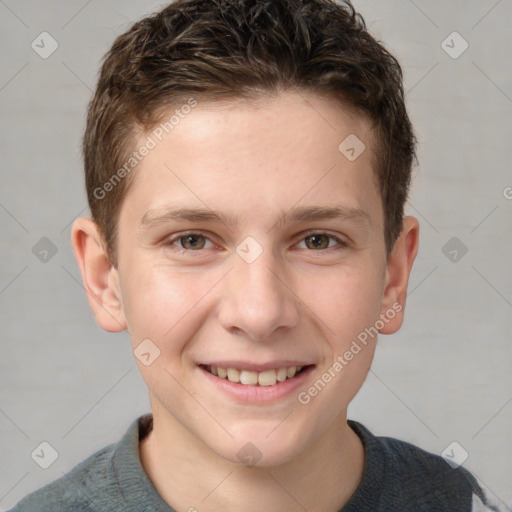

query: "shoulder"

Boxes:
[7, 415, 155, 512]
[346, 420, 500, 512]
[7, 442, 117, 512]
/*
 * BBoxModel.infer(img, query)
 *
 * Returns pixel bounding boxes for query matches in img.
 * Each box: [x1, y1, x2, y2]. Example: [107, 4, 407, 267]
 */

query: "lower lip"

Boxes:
[197, 365, 315, 404]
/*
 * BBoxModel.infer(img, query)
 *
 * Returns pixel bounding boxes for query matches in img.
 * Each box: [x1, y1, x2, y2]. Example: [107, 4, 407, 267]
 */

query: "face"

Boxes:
[112, 91, 394, 466]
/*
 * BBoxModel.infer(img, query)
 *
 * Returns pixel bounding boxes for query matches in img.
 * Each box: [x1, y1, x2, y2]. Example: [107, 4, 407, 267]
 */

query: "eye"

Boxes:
[164, 231, 347, 254]
[297, 232, 347, 251]
[167, 232, 214, 251]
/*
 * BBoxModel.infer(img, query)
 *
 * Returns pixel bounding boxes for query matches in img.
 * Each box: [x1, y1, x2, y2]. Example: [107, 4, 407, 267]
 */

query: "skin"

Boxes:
[72, 90, 419, 512]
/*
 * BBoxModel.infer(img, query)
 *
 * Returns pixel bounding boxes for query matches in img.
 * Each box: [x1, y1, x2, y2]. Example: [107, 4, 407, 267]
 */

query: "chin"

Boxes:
[211, 422, 311, 468]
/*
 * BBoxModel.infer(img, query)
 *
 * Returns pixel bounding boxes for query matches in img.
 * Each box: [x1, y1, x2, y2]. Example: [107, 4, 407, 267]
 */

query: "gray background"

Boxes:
[1, 0, 511, 509]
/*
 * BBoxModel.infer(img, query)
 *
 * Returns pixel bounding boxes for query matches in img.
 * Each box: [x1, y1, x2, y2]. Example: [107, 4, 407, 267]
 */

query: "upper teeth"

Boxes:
[208, 365, 303, 386]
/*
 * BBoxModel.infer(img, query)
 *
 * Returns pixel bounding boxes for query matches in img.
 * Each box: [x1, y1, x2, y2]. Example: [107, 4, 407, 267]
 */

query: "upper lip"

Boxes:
[200, 361, 314, 372]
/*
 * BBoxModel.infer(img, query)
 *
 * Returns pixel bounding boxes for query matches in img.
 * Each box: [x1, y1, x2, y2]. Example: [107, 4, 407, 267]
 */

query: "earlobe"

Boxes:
[378, 216, 419, 335]
[70, 217, 127, 332]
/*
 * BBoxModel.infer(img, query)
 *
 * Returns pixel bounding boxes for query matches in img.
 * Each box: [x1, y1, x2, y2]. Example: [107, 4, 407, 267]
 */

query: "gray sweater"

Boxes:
[8, 414, 503, 511]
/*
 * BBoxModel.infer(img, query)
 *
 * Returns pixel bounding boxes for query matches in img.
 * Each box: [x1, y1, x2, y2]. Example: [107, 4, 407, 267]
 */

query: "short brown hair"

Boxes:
[83, 0, 416, 266]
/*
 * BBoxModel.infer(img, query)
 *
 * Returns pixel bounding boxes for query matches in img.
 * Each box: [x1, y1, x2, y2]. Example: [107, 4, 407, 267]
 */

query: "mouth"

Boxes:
[199, 363, 314, 387]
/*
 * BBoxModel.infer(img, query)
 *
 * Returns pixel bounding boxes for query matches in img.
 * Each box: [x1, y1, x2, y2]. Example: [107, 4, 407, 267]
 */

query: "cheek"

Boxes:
[298, 267, 383, 417]
[303, 260, 385, 345]
[120, 264, 219, 393]
[120, 261, 220, 348]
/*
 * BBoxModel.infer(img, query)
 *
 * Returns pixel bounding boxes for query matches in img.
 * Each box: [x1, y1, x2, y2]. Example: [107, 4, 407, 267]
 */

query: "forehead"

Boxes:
[121, 90, 381, 231]
[153, 91, 374, 158]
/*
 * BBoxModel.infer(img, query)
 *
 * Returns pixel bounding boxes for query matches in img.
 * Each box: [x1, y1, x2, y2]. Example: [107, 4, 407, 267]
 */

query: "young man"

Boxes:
[9, 0, 505, 510]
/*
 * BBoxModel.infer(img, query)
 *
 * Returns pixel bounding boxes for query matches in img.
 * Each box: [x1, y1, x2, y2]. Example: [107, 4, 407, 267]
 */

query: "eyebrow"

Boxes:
[138, 204, 371, 230]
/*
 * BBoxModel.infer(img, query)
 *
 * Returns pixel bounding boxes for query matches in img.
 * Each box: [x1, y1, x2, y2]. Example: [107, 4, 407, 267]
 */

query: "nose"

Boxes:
[217, 248, 300, 343]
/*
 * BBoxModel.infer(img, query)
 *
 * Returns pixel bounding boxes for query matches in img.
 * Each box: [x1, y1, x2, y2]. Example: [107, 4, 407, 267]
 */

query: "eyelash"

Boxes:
[164, 230, 348, 254]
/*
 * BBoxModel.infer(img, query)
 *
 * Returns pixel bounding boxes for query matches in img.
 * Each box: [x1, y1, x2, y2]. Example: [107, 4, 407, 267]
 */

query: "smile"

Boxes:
[202, 364, 308, 386]
[198, 363, 315, 403]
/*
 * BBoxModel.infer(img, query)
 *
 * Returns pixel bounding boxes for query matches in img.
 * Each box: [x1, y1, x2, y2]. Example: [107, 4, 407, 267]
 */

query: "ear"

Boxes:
[71, 217, 127, 332]
[378, 216, 419, 334]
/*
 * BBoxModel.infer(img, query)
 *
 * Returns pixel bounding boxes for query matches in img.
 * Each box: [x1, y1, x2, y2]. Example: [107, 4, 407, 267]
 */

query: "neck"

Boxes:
[140, 405, 364, 512]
